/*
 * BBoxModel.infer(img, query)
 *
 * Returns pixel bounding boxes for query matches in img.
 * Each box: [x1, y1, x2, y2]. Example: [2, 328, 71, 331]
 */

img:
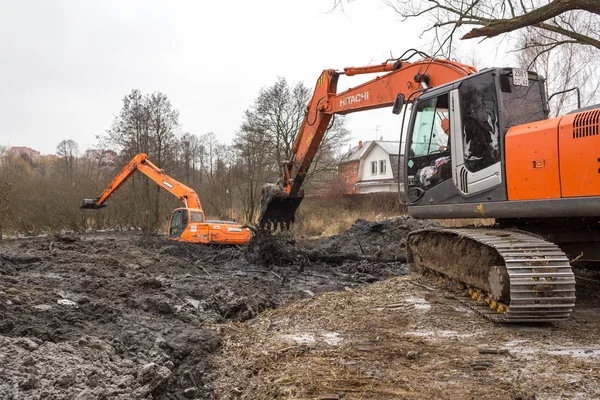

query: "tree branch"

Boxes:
[462, 0, 600, 47]
[536, 22, 600, 48]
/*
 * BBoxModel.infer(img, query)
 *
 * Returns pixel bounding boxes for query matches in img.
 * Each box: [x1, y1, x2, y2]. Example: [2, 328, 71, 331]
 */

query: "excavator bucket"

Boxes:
[80, 198, 106, 209]
[258, 183, 303, 231]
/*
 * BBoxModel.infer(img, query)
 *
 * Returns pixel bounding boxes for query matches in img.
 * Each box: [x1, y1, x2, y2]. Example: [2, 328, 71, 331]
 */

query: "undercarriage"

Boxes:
[408, 227, 578, 322]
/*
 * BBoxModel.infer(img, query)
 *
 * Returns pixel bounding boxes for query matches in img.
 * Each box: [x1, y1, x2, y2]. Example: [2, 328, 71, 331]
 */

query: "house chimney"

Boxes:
[358, 140, 363, 149]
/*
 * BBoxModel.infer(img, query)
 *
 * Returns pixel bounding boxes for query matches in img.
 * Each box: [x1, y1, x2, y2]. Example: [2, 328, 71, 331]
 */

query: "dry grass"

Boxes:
[435, 218, 495, 228]
[211, 275, 600, 399]
[295, 193, 405, 238]
[293, 194, 495, 238]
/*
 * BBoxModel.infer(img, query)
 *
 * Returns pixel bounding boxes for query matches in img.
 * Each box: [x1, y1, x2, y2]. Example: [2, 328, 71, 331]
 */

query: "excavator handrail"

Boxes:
[81, 153, 203, 212]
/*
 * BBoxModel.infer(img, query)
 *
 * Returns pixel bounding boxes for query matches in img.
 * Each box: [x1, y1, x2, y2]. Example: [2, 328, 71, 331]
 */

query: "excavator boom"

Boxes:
[81, 153, 202, 211]
[259, 53, 476, 229]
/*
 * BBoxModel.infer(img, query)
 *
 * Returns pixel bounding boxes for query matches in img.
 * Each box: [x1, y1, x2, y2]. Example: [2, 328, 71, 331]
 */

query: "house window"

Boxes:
[352, 164, 357, 175]
[379, 160, 386, 174]
[371, 161, 377, 175]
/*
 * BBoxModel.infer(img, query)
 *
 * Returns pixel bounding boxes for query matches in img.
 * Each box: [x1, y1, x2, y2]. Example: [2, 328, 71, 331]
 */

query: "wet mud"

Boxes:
[0, 217, 423, 399]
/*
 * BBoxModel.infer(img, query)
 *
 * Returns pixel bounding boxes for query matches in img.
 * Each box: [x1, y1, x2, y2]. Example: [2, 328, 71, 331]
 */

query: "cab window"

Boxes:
[410, 96, 450, 157]
[406, 93, 452, 202]
[169, 210, 188, 238]
[190, 212, 204, 222]
[459, 73, 501, 172]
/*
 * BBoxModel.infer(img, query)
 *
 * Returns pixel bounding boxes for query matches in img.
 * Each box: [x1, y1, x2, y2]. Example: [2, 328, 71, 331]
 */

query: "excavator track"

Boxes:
[408, 228, 576, 323]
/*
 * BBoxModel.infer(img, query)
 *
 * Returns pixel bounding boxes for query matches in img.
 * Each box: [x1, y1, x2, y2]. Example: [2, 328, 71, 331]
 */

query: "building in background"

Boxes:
[10, 146, 41, 160]
[338, 140, 400, 194]
[338, 140, 370, 194]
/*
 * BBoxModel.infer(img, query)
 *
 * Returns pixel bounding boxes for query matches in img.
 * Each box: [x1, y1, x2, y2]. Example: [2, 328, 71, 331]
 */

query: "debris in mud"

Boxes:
[245, 230, 299, 268]
[54, 231, 78, 243]
[311, 216, 439, 261]
[245, 216, 438, 270]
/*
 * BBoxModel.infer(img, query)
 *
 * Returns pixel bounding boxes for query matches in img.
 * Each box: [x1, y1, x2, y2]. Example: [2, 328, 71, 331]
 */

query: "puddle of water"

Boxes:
[322, 332, 342, 346]
[281, 334, 315, 345]
[280, 331, 343, 346]
[505, 339, 529, 347]
[548, 348, 600, 358]
[33, 304, 53, 311]
[501, 340, 600, 358]
[57, 299, 76, 306]
[405, 330, 434, 337]
[405, 330, 474, 338]
[405, 297, 431, 311]
[185, 297, 200, 309]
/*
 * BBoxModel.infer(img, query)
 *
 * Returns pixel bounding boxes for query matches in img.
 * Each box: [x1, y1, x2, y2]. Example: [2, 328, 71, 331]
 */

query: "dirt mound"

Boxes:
[245, 231, 300, 268]
[0, 232, 225, 399]
[309, 216, 439, 260]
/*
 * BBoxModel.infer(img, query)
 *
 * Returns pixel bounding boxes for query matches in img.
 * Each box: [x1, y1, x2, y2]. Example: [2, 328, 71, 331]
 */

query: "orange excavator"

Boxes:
[259, 49, 600, 322]
[82, 153, 251, 245]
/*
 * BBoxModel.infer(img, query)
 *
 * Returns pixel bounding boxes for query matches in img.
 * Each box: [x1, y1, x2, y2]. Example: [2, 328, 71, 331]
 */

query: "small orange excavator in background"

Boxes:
[81, 153, 251, 245]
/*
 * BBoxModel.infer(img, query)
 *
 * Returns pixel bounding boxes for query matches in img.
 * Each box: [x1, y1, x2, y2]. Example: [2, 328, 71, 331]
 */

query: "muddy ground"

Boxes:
[0, 217, 428, 399]
[1, 216, 599, 399]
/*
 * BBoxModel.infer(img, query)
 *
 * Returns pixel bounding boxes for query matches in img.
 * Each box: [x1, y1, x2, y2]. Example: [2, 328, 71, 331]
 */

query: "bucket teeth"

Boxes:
[258, 183, 303, 231]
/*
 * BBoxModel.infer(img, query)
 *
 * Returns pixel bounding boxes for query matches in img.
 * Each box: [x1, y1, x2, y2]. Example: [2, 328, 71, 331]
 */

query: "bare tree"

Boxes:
[232, 77, 351, 220]
[515, 25, 600, 116]
[102, 90, 181, 230]
[233, 124, 277, 221]
[247, 77, 310, 168]
[56, 139, 79, 178]
[243, 77, 351, 178]
[199, 132, 220, 183]
[333, 0, 600, 56]
[179, 133, 205, 183]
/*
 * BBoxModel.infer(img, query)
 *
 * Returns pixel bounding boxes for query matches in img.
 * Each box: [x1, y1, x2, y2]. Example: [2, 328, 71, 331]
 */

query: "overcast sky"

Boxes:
[0, 1, 507, 155]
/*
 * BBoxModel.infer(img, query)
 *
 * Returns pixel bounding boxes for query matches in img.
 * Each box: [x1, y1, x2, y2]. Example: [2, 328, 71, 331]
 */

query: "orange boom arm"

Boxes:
[259, 53, 476, 229]
[81, 153, 202, 211]
[286, 58, 475, 197]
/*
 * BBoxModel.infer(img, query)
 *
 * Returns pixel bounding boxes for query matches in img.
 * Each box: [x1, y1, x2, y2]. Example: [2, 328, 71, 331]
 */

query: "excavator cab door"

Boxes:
[168, 209, 188, 238]
[404, 71, 504, 205]
[450, 71, 503, 196]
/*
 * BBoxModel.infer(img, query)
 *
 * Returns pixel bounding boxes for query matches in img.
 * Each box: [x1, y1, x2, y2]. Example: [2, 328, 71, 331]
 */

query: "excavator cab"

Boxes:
[167, 207, 251, 245]
[401, 68, 549, 212]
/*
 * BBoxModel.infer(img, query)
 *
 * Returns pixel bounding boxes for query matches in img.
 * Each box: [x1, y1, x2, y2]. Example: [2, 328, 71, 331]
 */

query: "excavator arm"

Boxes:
[81, 153, 203, 212]
[258, 53, 476, 229]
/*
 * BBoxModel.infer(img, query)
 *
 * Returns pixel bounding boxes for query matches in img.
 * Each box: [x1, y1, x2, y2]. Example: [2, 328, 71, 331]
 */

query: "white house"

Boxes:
[338, 140, 400, 194]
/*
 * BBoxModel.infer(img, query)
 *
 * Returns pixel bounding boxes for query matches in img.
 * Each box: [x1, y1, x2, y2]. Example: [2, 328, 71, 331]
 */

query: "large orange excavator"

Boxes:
[82, 153, 251, 245]
[259, 49, 600, 322]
